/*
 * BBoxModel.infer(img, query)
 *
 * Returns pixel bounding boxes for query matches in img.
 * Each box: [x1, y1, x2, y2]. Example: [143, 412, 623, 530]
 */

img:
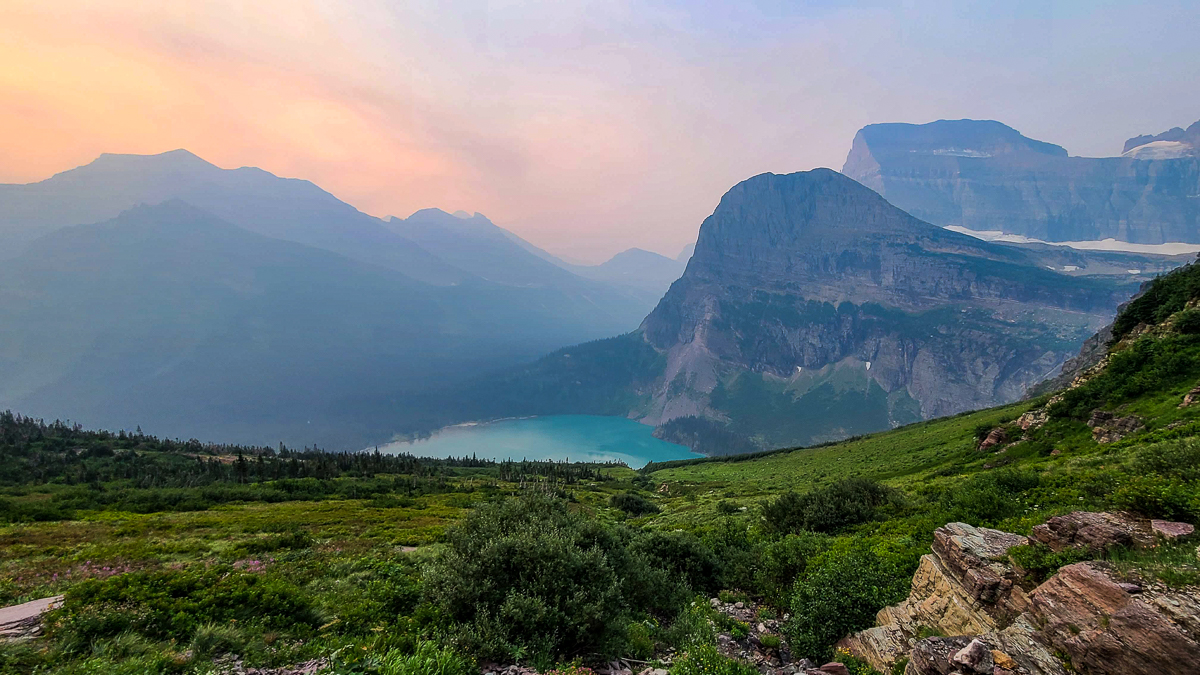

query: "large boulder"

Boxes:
[1029, 562, 1200, 675]
[1030, 512, 1166, 552]
[845, 513, 1200, 675]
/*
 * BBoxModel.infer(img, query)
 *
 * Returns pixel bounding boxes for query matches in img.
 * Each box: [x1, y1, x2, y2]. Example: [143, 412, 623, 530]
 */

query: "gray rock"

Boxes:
[950, 639, 993, 674]
[843, 118, 1200, 245]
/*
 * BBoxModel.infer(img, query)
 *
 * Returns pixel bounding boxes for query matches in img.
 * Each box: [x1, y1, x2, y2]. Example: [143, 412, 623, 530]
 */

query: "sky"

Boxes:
[2, 1, 1199, 263]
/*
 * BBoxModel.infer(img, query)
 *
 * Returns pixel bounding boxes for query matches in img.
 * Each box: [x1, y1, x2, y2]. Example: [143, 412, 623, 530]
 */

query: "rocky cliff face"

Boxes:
[637, 169, 1130, 446]
[842, 119, 1200, 244]
[1123, 120, 1200, 158]
[842, 514, 1200, 675]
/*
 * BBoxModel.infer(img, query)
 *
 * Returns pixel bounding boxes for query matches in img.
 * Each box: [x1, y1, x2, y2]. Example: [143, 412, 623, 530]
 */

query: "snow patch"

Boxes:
[945, 226, 1200, 256]
[1122, 140, 1196, 160]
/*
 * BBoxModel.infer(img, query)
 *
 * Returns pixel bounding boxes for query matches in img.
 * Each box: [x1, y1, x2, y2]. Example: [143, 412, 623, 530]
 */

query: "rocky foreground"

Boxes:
[841, 512, 1198, 675]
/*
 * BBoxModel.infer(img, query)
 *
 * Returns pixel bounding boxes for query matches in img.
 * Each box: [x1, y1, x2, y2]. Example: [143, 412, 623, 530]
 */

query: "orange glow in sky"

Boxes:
[3, 1, 1198, 261]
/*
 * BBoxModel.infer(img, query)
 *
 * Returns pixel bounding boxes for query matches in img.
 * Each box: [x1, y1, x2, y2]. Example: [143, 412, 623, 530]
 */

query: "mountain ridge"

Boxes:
[842, 118, 1200, 245]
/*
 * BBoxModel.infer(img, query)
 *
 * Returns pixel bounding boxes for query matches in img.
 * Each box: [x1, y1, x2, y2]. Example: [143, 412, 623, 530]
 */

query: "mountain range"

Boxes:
[413, 168, 1187, 450]
[3, 119, 1196, 453]
[0, 151, 688, 446]
[842, 118, 1200, 244]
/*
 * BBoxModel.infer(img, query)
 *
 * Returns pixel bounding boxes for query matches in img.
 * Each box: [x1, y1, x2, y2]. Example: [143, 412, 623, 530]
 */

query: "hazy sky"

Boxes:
[3, 1, 1198, 262]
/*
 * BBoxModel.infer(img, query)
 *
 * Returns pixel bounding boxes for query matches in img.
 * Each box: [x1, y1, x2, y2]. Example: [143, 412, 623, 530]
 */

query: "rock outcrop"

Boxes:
[843, 514, 1199, 675]
[842, 119, 1200, 245]
[1030, 562, 1200, 675]
[0, 595, 61, 641]
[638, 168, 1126, 446]
[1031, 511, 1155, 553]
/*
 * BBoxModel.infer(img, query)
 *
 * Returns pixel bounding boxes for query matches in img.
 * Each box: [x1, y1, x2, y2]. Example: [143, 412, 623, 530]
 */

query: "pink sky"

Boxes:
[2, 1, 1198, 262]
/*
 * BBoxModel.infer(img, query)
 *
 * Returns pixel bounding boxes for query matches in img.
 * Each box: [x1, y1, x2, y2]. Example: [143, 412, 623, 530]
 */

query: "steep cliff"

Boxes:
[842, 119, 1200, 244]
[638, 169, 1132, 446]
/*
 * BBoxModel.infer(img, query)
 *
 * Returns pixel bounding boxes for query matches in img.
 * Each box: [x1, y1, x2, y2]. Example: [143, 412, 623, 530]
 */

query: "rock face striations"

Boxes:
[842, 119, 1200, 244]
[842, 514, 1200, 675]
[637, 169, 1130, 446]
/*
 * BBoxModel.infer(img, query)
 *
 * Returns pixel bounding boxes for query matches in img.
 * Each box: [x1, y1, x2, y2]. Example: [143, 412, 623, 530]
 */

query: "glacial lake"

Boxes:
[373, 415, 702, 469]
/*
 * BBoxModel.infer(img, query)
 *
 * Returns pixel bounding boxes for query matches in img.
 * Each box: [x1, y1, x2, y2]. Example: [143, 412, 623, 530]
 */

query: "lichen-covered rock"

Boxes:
[1029, 562, 1200, 675]
[1030, 511, 1154, 552]
[845, 514, 1200, 675]
[1150, 519, 1195, 541]
[1087, 411, 1145, 443]
[905, 636, 972, 675]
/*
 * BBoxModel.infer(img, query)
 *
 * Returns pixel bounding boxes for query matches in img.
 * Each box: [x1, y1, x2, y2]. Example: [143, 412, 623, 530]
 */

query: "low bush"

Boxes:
[755, 532, 830, 606]
[1007, 544, 1094, 584]
[669, 644, 758, 675]
[785, 541, 909, 661]
[762, 478, 896, 535]
[942, 469, 1040, 525]
[50, 565, 321, 651]
[424, 496, 699, 663]
[611, 492, 660, 516]
[378, 641, 475, 675]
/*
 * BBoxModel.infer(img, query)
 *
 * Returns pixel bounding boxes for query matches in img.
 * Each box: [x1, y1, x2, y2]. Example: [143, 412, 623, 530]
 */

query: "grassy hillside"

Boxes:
[2, 264, 1199, 674]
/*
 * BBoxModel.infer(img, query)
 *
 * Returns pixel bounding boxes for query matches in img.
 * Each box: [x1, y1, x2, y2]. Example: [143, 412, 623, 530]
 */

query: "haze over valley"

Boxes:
[4, 4, 1200, 674]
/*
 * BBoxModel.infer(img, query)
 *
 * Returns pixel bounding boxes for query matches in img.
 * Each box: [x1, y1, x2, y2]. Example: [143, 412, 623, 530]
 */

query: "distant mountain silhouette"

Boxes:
[570, 248, 686, 306]
[0, 150, 463, 284]
[843, 119, 1200, 244]
[0, 152, 669, 446]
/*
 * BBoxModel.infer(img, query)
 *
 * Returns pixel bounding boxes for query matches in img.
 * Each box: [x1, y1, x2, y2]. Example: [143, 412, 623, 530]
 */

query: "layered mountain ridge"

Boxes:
[0, 151, 681, 446]
[420, 169, 1159, 450]
[636, 169, 1132, 443]
[843, 119, 1200, 244]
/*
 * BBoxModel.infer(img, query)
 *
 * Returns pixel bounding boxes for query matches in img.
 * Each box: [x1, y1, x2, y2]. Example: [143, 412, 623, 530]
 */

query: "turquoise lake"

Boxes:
[373, 415, 702, 468]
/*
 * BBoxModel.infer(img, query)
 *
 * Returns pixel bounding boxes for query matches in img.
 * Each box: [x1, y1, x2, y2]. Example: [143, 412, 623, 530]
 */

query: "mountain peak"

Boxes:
[86, 149, 218, 173]
[845, 120, 1067, 180]
[696, 168, 938, 256]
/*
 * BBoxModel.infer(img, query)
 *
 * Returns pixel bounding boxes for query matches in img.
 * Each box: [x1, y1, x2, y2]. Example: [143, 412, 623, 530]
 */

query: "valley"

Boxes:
[4, 259, 1200, 674]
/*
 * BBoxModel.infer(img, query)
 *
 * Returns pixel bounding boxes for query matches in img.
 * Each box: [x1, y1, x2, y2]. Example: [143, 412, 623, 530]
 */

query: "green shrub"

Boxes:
[624, 620, 657, 660]
[785, 541, 909, 661]
[660, 598, 716, 651]
[755, 532, 830, 606]
[833, 647, 883, 675]
[1111, 262, 1200, 339]
[1051, 333, 1200, 420]
[942, 469, 1040, 525]
[1007, 544, 1097, 584]
[632, 531, 723, 597]
[378, 641, 474, 675]
[762, 479, 896, 534]
[0, 639, 44, 673]
[189, 622, 246, 658]
[425, 496, 680, 662]
[716, 500, 739, 515]
[759, 634, 781, 649]
[52, 565, 320, 649]
[611, 492, 660, 516]
[1174, 309, 1200, 335]
[238, 529, 314, 554]
[1131, 439, 1200, 482]
[669, 644, 758, 675]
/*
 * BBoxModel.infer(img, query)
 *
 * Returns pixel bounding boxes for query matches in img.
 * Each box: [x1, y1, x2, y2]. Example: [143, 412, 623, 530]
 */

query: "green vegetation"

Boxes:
[653, 417, 760, 457]
[4, 264, 1200, 673]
